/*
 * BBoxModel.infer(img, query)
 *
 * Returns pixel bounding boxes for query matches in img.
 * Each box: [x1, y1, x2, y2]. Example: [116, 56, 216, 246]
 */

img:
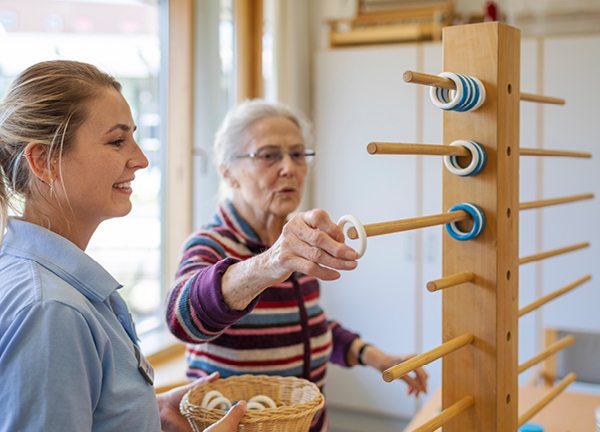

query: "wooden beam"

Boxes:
[235, 0, 263, 102]
[441, 22, 520, 432]
[518, 373, 577, 426]
[518, 336, 575, 374]
[427, 271, 475, 292]
[347, 210, 468, 239]
[165, 0, 194, 289]
[518, 275, 591, 317]
[383, 333, 474, 383]
[412, 396, 474, 432]
[403, 70, 565, 104]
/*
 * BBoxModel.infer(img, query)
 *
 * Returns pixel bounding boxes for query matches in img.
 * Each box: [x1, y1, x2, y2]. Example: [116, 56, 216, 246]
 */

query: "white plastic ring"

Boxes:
[247, 401, 267, 410]
[430, 72, 486, 112]
[201, 390, 226, 408]
[206, 396, 232, 410]
[337, 214, 367, 259]
[443, 140, 486, 177]
[466, 76, 486, 111]
[248, 395, 277, 409]
[430, 72, 464, 110]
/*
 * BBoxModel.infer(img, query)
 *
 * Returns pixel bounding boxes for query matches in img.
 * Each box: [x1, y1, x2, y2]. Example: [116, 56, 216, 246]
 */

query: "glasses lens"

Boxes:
[255, 148, 283, 165]
[290, 150, 306, 163]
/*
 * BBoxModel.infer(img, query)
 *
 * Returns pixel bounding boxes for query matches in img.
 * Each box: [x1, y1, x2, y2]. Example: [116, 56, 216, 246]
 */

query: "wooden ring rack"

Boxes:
[344, 22, 593, 431]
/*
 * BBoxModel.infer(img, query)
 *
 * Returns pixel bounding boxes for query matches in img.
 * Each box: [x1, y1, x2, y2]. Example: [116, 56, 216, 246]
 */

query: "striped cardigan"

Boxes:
[165, 200, 359, 432]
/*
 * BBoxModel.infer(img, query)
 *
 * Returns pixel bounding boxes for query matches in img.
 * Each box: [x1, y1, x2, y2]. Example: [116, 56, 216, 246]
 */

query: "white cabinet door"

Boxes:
[541, 36, 600, 332]
[314, 44, 420, 419]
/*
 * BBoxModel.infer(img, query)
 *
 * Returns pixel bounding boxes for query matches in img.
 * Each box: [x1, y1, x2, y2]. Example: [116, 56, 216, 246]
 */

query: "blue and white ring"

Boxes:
[430, 72, 464, 110]
[430, 72, 486, 112]
[443, 140, 486, 177]
[445, 203, 485, 241]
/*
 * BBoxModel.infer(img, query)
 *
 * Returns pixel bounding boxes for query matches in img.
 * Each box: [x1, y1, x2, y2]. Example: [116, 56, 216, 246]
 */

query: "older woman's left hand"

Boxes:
[348, 340, 428, 397]
[377, 353, 428, 397]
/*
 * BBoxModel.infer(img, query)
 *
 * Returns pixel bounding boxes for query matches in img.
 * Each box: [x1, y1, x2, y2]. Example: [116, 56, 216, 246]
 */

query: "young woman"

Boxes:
[0, 60, 244, 432]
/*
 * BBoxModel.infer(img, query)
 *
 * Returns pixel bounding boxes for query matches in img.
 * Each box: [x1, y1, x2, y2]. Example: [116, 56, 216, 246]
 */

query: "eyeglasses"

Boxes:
[236, 146, 316, 166]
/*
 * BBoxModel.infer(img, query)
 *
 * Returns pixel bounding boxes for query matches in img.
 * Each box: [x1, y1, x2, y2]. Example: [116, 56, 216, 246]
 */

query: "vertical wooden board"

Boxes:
[441, 22, 520, 432]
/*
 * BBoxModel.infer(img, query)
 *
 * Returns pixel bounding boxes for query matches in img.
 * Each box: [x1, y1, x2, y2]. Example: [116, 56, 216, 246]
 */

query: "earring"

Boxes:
[53, 160, 57, 164]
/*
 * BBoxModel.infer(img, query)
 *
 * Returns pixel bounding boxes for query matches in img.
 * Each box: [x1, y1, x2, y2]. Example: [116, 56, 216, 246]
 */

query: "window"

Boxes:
[0, 0, 163, 336]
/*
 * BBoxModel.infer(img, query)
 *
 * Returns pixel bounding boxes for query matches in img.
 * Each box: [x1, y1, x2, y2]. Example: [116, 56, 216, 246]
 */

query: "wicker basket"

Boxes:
[180, 374, 324, 432]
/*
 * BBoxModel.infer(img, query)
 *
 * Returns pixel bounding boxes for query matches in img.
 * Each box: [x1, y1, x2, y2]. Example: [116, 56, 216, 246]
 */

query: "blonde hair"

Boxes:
[0, 60, 122, 243]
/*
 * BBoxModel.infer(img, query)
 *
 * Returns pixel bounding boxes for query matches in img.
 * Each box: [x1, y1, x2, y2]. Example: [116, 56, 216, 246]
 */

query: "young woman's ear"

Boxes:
[220, 165, 239, 189]
[23, 142, 57, 185]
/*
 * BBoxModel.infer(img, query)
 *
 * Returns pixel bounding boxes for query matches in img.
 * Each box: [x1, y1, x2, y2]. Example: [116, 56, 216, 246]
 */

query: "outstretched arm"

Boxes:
[221, 209, 359, 311]
[346, 339, 428, 397]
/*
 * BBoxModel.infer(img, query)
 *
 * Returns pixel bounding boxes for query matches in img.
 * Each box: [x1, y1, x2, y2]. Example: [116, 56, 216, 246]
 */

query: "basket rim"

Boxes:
[180, 374, 325, 423]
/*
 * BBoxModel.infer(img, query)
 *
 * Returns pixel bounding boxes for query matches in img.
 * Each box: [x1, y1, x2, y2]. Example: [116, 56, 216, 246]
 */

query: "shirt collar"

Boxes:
[215, 199, 267, 250]
[2, 219, 121, 302]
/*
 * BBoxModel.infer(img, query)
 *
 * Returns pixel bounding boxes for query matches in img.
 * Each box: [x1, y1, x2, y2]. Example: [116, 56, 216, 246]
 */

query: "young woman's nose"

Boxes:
[128, 140, 149, 170]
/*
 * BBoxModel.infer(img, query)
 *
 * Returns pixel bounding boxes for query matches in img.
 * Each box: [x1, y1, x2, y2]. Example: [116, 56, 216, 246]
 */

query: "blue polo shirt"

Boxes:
[0, 219, 160, 432]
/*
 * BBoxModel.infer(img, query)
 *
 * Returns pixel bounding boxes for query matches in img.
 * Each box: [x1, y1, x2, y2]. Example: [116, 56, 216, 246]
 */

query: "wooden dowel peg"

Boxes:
[518, 373, 577, 427]
[520, 193, 594, 210]
[382, 333, 474, 383]
[520, 92, 565, 105]
[412, 396, 474, 432]
[347, 210, 469, 239]
[427, 271, 474, 292]
[519, 242, 590, 265]
[403, 70, 565, 104]
[403, 70, 456, 90]
[519, 274, 592, 317]
[520, 148, 592, 158]
[367, 142, 470, 157]
[518, 336, 575, 374]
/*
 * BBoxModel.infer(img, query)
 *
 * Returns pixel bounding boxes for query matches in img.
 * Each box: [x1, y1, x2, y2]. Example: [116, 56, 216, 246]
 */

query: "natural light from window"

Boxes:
[0, 0, 162, 336]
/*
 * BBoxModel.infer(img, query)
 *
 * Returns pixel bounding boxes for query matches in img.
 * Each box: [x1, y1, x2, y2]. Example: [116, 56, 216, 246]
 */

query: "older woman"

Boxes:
[0, 60, 244, 432]
[166, 100, 428, 432]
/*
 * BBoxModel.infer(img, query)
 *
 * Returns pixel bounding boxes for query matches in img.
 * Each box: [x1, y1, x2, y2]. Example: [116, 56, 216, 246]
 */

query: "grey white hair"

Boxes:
[213, 99, 314, 170]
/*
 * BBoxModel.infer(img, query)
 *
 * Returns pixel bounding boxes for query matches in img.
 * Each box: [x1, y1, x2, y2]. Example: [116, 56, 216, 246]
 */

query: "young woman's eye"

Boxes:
[110, 139, 124, 147]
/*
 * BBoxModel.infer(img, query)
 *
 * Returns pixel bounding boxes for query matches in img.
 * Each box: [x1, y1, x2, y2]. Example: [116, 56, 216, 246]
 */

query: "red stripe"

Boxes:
[188, 340, 333, 367]
[220, 209, 245, 238]
[256, 291, 320, 309]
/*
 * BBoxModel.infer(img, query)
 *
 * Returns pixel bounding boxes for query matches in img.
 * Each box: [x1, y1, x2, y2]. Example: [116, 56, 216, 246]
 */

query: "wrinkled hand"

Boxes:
[265, 209, 359, 281]
[157, 372, 220, 432]
[378, 353, 428, 397]
[205, 400, 247, 432]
